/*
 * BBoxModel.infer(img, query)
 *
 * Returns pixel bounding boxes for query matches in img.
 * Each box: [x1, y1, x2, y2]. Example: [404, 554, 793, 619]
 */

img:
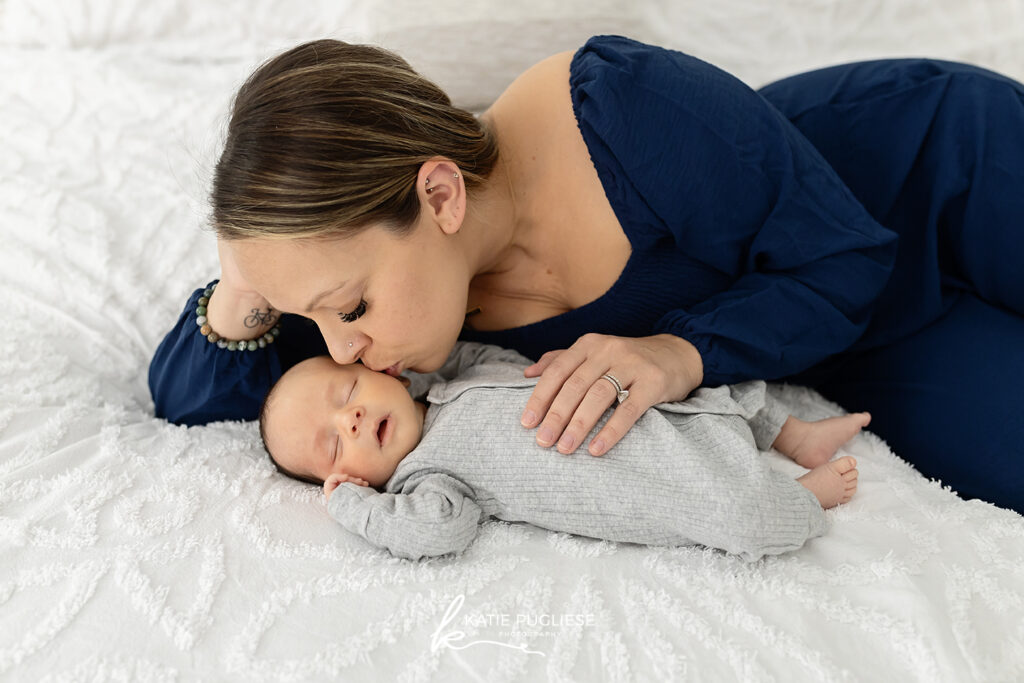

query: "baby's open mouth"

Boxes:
[376, 417, 389, 446]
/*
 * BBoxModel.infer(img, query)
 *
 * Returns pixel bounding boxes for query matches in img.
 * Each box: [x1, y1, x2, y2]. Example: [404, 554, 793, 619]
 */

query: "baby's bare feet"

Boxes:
[788, 412, 871, 470]
[798, 456, 859, 509]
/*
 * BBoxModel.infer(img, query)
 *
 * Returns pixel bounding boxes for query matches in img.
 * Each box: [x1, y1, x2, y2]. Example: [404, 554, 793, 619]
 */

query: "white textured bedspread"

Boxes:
[2, 2, 1023, 681]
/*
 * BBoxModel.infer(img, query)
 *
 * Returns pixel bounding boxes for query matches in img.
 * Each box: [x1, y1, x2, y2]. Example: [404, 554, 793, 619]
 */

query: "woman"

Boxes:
[150, 35, 1023, 513]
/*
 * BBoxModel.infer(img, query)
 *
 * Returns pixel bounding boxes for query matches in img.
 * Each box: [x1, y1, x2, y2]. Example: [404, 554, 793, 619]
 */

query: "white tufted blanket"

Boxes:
[1, 1, 1023, 681]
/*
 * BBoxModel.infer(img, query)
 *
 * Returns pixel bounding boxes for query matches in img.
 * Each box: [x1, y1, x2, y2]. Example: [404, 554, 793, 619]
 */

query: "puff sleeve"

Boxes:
[148, 280, 327, 425]
[571, 36, 899, 385]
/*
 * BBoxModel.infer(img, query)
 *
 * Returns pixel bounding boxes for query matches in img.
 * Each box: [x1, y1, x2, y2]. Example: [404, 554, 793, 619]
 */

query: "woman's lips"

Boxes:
[384, 364, 401, 377]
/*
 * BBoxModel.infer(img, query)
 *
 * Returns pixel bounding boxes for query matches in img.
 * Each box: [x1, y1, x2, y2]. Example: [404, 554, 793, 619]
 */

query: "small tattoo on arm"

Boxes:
[243, 308, 278, 329]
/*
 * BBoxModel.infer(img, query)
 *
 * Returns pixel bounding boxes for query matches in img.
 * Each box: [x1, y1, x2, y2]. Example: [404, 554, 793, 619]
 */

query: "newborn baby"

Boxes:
[260, 343, 865, 561]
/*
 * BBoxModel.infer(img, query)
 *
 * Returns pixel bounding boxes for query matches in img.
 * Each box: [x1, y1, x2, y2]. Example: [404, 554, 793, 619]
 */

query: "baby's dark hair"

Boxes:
[258, 375, 324, 487]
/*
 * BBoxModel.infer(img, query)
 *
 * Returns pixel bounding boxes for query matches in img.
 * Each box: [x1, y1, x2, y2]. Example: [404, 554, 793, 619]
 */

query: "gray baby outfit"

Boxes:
[327, 342, 828, 561]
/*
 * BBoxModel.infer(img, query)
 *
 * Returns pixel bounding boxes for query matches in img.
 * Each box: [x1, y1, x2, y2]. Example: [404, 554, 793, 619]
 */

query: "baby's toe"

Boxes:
[832, 456, 857, 474]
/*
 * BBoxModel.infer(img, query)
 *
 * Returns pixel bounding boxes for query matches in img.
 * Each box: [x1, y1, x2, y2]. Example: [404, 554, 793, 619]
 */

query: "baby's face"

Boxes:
[263, 357, 426, 487]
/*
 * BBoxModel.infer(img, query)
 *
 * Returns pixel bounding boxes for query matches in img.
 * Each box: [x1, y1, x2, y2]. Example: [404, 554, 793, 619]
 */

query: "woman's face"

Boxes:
[229, 220, 471, 376]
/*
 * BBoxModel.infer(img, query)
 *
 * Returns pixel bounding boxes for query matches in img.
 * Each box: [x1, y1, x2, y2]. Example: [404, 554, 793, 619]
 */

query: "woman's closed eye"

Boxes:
[337, 299, 366, 323]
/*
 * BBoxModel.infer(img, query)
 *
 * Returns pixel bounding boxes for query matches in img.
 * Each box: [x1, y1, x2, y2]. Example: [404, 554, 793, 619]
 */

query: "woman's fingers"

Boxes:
[523, 349, 564, 379]
[521, 349, 593, 441]
[553, 373, 624, 454]
[520, 349, 578, 428]
[589, 396, 646, 456]
[522, 333, 704, 455]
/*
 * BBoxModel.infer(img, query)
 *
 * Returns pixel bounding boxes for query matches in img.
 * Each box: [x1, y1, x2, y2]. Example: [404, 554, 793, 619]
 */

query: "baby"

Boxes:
[259, 342, 865, 561]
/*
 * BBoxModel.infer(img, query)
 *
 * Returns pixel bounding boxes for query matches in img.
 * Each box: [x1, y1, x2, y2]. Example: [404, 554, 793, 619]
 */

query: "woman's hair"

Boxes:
[212, 39, 500, 240]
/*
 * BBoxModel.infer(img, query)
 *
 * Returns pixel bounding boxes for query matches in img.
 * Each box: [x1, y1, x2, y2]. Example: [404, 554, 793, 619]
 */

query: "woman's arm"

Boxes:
[523, 36, 898, 456]
[149, 243, 327, 425]
[204, 239, 280, 341]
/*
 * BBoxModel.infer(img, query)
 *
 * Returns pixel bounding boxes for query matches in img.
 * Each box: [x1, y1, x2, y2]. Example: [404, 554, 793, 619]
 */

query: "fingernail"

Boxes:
[557, 434, 575, 452]
[537, 426, 555, 446]
[590, 439, 606, 456]
[521, 409, 537, 427]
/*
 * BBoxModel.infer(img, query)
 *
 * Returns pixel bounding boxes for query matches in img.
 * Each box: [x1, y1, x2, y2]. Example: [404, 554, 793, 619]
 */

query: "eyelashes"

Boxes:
[337, 298, 366, 323]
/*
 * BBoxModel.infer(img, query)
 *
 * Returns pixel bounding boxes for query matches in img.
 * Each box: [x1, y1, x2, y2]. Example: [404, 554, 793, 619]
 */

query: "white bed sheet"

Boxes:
[2, 2, 1023, 681]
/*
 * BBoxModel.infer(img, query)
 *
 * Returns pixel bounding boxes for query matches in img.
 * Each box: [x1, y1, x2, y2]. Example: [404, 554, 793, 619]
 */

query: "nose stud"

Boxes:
[348, 342, 353, 348]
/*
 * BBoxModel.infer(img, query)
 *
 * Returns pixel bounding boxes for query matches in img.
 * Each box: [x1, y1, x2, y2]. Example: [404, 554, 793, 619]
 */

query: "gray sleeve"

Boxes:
[326, 475, 483, 560]
[747, 383, 791, 451]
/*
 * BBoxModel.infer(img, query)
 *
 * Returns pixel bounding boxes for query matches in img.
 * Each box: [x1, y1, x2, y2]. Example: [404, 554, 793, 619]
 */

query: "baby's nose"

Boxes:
[343, 406, 365, 437]
[331, 405, 364, 438]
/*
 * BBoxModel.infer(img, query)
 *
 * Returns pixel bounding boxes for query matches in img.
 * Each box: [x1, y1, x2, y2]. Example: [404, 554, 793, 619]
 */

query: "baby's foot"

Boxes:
[788, 412, 871, 470]
[797, 456, 859, 509]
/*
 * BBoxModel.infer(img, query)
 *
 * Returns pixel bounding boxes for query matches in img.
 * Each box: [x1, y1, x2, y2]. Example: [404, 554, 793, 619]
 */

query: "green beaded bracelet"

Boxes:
[196, 282, 281, 351]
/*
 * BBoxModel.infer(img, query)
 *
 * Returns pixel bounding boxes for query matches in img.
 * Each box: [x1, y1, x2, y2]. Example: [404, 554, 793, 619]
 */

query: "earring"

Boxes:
[453, 172, 459, 178]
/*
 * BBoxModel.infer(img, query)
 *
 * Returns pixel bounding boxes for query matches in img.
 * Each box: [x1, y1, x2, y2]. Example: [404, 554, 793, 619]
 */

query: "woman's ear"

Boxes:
[417, 158, 464, 235]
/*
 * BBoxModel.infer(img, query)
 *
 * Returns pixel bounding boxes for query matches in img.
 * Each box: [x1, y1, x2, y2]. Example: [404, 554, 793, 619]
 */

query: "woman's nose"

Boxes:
[319, 325, 369, 365]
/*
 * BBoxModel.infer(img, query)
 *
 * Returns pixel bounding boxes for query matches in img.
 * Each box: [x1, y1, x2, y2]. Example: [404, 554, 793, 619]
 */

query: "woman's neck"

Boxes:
[461, 112, 532, 279]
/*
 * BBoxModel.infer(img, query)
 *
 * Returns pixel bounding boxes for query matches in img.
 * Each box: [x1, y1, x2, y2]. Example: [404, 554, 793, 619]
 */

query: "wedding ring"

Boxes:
[599, 373, 629, 404]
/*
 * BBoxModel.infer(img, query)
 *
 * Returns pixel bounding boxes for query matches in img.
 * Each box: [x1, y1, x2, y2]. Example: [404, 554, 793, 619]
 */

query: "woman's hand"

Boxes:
[520, 333, 704, 456]
[324, 472, 369, 501]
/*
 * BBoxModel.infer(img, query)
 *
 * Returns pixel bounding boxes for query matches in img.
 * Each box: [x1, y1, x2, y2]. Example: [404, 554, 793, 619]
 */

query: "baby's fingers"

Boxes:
[323, 474, 344, 499]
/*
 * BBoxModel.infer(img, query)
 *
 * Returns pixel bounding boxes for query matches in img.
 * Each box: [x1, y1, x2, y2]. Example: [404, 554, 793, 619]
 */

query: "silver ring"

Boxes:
[599, 373, 629, 404]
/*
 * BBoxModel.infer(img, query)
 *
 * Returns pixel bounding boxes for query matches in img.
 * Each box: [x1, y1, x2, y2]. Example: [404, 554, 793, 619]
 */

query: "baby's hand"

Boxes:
[324, 473, 369, 500]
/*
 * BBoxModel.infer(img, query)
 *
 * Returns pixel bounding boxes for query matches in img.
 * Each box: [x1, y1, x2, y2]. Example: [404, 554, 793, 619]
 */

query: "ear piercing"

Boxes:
[424, 172, 459, 194]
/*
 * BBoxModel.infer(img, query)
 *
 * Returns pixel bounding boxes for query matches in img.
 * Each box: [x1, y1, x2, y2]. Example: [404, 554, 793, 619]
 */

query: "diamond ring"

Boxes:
[599, 374, 629, 404]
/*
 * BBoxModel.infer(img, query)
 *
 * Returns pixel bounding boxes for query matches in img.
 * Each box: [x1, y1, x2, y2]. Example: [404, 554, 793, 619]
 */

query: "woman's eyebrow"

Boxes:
[302, 282, 348, 313]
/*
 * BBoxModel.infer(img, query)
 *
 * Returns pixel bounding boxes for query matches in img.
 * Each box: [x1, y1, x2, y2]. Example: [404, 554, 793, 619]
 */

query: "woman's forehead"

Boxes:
[231, 232, 396, 306]
[233, 236, 357, 274]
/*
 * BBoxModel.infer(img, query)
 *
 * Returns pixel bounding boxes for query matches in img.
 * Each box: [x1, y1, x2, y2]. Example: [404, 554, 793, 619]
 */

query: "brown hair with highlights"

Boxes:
[212, 39, 500, 240]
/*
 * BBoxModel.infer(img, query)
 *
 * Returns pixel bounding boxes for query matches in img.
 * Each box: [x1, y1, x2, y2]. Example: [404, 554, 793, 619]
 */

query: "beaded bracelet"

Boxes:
[195, 282, 281, 351]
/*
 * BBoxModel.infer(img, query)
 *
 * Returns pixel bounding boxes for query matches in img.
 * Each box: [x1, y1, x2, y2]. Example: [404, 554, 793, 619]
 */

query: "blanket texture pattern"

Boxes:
[2, 1, 1023, 680]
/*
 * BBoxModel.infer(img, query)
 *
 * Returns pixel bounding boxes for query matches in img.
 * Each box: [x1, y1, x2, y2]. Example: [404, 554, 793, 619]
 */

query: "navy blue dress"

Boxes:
[150, 35, 1024, 512]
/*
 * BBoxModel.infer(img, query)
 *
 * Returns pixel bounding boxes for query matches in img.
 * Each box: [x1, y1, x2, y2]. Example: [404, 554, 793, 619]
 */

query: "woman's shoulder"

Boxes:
[487, 35, 657, 117]
[484, 48, 576, 129]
